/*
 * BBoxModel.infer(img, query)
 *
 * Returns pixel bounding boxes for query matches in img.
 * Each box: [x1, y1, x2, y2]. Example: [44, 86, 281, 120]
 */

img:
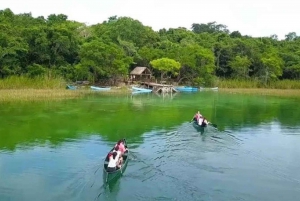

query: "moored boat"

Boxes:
[199, 87, 218, 91]
[132, 86, 152, 93]
[132, 90, 152, 95]
[175, 86, 198, 92]
[90, 86, 111, 91]
[103, 139, 129, 183]
[66, 85, 77, 90]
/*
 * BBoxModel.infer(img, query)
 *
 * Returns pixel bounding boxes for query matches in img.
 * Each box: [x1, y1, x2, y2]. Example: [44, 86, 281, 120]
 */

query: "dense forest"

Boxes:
[1, 8, 300, 86]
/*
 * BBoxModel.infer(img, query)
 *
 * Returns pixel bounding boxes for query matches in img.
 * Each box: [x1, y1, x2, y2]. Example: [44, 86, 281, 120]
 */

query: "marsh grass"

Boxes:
[218, 79, 300, 89]
[0, 89, 93, 102]
[0, 76, 66, 89]
[0, 86, 132, 102]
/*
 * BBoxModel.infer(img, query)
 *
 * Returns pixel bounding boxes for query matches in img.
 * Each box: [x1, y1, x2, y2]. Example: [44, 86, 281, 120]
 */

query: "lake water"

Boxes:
[0, 92, 300, 201]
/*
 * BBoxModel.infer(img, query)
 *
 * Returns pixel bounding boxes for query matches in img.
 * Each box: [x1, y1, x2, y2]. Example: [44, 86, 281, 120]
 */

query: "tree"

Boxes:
[285, 32, 297, 41]
[259, 50, 283, 84]
[77, 39, 133, 82]
[150, 58, 181, 79]
[230, 31, 242, 38]
[229, 56, 251, 78]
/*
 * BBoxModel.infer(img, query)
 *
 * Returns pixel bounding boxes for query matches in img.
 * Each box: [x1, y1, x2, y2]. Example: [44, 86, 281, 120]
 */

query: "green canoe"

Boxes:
[103, 139, 129, 183]
[192, 120, 207, 134]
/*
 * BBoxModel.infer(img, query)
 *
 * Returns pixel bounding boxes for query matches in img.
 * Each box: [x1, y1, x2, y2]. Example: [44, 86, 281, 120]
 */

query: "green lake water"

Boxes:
[0, 92, 300, 201]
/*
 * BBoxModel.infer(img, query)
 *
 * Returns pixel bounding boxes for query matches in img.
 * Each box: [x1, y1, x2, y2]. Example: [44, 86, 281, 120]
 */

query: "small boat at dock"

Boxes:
[175, 86, 198, 92]
[199, 87, 218, 91]
[66, 85, 77, 90]
[132, 86, 152, 93]
[90, 86, 111, 91]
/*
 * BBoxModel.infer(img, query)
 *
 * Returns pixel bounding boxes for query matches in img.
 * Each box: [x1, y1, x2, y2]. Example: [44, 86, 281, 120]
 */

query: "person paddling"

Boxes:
[107, 152, 120, 172]
[112, 146, 123, 167]
[192, 111, 202, 122]
[198, 116, 209, 127]
[114, 139, 127, 154]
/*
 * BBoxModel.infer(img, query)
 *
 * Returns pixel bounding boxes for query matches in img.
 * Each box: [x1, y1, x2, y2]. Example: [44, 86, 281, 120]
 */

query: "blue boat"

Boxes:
[175, 86, 198, 92]
[66, 85, 77, 90]
[90, 86, 111, 91]
[132, 86, 152, 93]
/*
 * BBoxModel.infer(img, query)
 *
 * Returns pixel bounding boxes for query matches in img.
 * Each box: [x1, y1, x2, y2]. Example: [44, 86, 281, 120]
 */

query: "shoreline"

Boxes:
[0, 88, 300, 102]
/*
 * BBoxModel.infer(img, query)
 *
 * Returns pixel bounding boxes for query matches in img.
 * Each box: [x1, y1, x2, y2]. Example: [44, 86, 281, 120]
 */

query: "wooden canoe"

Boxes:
[103, 139, 129, 183]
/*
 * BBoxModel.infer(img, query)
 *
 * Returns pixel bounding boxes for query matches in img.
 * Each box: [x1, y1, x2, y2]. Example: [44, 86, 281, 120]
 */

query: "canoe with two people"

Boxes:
[105, 139, 128, 173]
[192, 111, 209, 127]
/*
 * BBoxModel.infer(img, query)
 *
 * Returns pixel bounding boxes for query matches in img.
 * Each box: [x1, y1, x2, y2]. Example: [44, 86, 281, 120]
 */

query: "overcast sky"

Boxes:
[2, 0, 299, 40]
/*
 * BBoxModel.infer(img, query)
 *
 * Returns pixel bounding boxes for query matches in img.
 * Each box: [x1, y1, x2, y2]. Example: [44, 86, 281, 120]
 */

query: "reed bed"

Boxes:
[218, 79, 300, 89]
[0, 87, 133, 102]
[0, 89, 92, 102]
[0, 76, 65, 89]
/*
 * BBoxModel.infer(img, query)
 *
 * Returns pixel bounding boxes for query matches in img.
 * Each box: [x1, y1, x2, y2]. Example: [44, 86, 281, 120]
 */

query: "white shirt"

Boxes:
[108, 156, 118, 168]
[113, 150, 121, 158]
[198, 118, 203, 125]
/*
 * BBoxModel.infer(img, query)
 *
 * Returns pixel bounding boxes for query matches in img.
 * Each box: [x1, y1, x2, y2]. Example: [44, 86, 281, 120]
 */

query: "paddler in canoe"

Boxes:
[192, 111, 202, 122]
[106, 139, 128, 172]
[192, 111, 209, 127]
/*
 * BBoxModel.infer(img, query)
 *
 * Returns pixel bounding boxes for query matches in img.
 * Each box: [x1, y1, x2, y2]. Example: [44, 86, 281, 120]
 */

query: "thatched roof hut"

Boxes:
[130, 67, 152, 80]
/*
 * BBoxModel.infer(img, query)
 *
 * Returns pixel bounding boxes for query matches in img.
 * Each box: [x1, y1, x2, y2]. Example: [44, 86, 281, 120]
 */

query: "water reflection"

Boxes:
[1, 93, 300, 201]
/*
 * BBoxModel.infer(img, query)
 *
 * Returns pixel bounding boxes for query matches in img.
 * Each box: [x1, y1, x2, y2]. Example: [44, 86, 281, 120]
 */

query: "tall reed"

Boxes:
[0, 76, 66, 89]
[218, 79, 300, 89]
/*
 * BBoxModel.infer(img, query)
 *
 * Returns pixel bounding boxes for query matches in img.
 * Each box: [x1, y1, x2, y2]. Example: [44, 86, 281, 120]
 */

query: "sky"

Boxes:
[2, 0, 299, 40]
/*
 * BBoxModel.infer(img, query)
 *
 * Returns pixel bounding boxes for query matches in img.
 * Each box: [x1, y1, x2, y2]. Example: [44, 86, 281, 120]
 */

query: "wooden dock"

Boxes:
[140, 82, 178, 93]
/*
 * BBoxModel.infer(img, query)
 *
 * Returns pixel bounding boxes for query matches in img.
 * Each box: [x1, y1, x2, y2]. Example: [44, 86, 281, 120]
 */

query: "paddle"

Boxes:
[208, 122, 218, 128]
[123, 139, 139, 159]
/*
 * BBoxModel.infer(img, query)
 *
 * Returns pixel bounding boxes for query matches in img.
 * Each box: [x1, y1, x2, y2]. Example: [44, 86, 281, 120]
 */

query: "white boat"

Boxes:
[90, 86, 111, 91]
[132, 86, 152, 93]
[199, 87, 218, 91]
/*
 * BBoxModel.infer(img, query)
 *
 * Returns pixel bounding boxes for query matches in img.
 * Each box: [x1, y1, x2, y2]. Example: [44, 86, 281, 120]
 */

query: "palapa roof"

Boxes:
[130, 67, 151, 75]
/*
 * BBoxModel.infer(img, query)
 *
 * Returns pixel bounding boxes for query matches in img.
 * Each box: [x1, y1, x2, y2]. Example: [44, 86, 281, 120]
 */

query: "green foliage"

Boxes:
[150, 58, 181, 78]
[0, 75, 65, 89]
[26, 63, 46, 78]
[229, 56, 251, 78]
[0, 8, 300, 88]
[78, 39, 133, 81]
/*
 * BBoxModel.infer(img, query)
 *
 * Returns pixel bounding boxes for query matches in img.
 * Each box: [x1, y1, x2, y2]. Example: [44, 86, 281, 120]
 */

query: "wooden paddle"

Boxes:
[208, 122, 218, 128]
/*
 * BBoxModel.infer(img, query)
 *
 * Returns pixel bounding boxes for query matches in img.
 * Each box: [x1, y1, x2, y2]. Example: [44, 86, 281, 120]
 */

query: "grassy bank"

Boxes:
[1, 76, 300, 102]
[0, 89, 92, 102]
[0, 76, 67, 89]
[218, 79, 300, 89]
[0, 87, 133, 102]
